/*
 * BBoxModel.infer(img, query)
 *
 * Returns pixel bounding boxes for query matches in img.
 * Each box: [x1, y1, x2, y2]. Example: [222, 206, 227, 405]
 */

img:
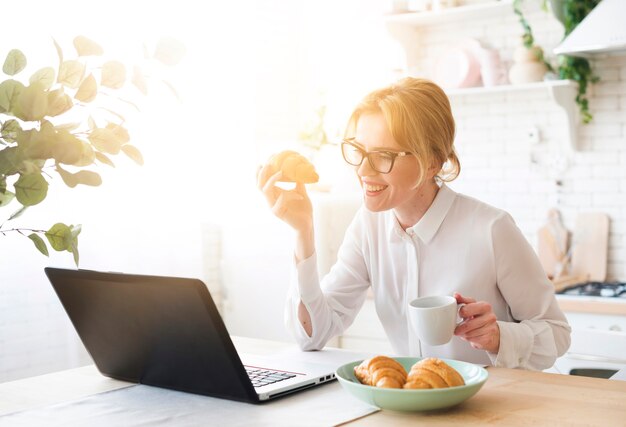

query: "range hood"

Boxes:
[553, 0, 626, 57]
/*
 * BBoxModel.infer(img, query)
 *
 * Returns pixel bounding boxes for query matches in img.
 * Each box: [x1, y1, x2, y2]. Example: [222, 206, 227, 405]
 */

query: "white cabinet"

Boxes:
[549, 309, 626, 376]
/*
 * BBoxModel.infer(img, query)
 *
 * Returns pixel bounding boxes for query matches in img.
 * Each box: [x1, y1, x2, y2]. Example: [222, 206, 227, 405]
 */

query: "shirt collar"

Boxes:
[389, 183, 457, 244]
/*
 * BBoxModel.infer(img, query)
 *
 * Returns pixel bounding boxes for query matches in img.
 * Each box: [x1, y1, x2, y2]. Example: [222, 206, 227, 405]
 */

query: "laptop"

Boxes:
[44, 267, 337, 402]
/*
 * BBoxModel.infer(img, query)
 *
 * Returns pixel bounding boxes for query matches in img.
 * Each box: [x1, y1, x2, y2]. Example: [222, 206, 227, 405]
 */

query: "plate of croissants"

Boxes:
[336, 356, 488, 412]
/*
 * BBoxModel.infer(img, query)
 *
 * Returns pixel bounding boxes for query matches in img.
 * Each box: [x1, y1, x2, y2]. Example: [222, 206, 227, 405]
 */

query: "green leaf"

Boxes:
[106, 123, 129, 144]
[3, 49, 27, 75]
[18, 124, 56, 160]
[20, 160, 45, 175]
[75, 73, 97, 103]
[73, 140, 96, 167]
[57, 60, 85, 89]
[153, 37, 186, 66]
[0, 190, 14, 207]
[47, 88, 74, 117]
[73, 35, 104, 56]
[162, 79, 181, 103]
[121, 144, 144, 165]
[52, 130, 84, 165]
[101, 61, 126, 89]
[70, 224, 82, 239]
[28, 233, 49, 257]
[52, 37, 63, 67]
[67, 225, 81, 266]
[132, 65, 148, 95]
[69, 238, 79, 266]
[0, 79, 25, 113]
[45, 223, 72, 251]
[95, 151, 115, 167]
[88, 128, 122, 154]
[29, 67, 56, 90]
[16, 83, 49, 121]
[8, 205, 27, 221]
[1, 119, 21, 143]
[14, 173, 48, 206]
[74, 170, 102, 186]
[0, 146, 22, 175]
[56, 164, 78, 188]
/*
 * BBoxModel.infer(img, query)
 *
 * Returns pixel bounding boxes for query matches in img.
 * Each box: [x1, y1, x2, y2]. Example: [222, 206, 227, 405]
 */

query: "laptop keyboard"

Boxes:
[245, 367, 297, 388]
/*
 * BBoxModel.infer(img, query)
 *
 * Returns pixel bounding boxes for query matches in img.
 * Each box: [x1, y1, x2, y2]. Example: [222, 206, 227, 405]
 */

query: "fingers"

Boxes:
[256, 163, 272, 190]
[453, 292, 476, 305]
[459, 301, 490, 319]
[455, 311, 497, 337]
[270, 190, 304, 220]
[453, 299, 500, 353]
[261, 169, 282, 194]
[462, 325, 500, 352]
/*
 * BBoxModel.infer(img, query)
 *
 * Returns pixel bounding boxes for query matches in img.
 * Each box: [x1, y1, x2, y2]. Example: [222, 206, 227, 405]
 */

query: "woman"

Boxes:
[257, 78, 570, 370]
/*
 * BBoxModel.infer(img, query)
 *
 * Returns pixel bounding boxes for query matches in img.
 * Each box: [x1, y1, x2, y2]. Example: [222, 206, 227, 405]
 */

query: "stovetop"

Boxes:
[556, 281, 626, 298]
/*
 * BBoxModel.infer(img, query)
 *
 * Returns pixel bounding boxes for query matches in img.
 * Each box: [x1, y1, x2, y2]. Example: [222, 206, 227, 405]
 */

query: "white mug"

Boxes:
[408, 295, 463, 346]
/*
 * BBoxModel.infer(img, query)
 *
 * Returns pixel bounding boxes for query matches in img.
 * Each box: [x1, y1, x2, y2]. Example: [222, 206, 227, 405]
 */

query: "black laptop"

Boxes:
[44, 267, 336, 402]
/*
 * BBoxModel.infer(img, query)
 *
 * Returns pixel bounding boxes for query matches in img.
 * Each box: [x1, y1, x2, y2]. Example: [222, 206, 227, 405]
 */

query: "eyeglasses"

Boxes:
[341, 138, 412, 174]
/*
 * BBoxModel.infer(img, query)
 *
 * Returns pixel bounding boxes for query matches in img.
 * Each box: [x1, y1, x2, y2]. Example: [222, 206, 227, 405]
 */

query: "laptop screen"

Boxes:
[45, 268, 258, 402]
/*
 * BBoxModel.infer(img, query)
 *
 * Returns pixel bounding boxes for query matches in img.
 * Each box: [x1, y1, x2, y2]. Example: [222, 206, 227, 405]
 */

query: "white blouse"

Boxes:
[285, 183, 571, 370]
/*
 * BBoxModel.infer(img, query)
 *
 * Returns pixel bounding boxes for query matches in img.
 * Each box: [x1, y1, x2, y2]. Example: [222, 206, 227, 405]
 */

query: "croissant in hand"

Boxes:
[354, 356, 407, 389]
[404, 358, 465, 389]
[269, 150, 319, 184]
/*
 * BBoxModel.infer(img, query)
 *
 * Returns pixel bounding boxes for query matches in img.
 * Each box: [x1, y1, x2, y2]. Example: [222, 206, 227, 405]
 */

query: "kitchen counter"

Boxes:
[556, 295, 626, 316]
[350, 367, 626, 426]
[1, 337, 626, 426]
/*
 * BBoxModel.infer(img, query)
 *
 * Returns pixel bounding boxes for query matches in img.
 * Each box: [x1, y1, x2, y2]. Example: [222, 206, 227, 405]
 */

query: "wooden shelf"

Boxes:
[447, 80, 580, 152]
[385, 0, 513, 26]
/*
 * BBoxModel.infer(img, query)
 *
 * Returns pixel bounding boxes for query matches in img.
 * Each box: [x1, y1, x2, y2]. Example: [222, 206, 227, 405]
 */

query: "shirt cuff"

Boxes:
[292, 251, 323, 303]
[488, 320, 534, 368]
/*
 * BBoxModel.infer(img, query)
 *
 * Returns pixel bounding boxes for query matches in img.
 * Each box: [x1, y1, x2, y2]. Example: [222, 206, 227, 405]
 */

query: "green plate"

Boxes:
[336, 357, 488, 412]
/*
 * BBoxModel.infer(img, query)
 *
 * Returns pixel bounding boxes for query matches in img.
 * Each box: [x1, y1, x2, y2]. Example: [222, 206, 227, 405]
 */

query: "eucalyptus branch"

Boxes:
[0, 227, 47, 236]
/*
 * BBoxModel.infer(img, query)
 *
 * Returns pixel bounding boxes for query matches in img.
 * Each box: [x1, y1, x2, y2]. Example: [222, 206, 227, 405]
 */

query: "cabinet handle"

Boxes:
[566, 352, 626, 365]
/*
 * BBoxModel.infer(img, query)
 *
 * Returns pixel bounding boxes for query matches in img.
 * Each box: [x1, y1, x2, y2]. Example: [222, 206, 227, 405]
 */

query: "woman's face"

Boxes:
[353, 112, 434, 214]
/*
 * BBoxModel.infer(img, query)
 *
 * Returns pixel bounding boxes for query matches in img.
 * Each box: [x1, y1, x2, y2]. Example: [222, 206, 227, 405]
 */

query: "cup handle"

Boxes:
[456, 303, 466, 325]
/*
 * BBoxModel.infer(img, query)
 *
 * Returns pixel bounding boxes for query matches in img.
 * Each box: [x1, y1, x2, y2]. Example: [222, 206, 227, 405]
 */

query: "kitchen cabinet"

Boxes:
[552, 297, 626, 376]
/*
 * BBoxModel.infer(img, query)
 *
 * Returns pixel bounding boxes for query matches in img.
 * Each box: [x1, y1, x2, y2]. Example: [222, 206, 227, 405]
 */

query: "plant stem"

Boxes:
[0, 227, 47, 236]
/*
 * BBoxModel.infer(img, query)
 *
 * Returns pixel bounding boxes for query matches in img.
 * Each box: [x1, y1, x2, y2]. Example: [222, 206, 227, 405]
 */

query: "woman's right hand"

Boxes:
[257, 163, 313, 234]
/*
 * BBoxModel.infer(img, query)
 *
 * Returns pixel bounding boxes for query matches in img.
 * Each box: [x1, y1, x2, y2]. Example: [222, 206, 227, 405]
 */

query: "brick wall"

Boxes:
[391, 2, 626, 280]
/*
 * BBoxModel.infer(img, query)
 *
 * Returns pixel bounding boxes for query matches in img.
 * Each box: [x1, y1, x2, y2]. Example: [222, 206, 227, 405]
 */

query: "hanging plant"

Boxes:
[513, 0, 601, 123]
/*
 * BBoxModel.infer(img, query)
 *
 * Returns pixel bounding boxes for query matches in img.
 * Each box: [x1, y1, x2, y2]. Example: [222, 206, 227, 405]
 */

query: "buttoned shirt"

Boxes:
[285, 183, 571, 369]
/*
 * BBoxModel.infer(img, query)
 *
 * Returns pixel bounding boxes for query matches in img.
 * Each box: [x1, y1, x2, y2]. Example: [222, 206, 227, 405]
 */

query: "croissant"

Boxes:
[403, 358, 465, 389]
[354, 356, 407, 389]
[269, 150, 319, 184]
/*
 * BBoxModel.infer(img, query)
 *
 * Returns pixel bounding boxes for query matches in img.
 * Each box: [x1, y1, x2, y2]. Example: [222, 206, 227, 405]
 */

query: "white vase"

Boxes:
[508, 45, 548, 84]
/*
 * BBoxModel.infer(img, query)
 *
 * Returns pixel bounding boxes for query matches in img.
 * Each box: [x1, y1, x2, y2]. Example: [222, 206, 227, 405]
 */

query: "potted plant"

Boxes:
[513, 0, 601, 123]
[0, 35, 184, 264]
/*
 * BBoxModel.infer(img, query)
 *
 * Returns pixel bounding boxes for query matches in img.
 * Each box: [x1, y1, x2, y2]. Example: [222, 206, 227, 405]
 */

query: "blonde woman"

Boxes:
[257, 78, 570, 370]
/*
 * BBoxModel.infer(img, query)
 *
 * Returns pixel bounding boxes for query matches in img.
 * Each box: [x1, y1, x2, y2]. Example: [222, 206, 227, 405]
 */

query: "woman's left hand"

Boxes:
[453, 292, 500, 354]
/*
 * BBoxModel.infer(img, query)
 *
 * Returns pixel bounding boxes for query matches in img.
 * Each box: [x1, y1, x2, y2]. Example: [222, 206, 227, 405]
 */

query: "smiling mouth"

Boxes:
[364, 183, 387, 193]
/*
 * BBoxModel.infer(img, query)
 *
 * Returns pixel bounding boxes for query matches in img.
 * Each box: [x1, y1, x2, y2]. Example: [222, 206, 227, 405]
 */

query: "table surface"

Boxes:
[1, 336, 626, 426]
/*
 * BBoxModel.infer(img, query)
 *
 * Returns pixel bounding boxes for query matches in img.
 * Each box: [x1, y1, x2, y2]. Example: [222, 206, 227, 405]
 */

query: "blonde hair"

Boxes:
[345, 77, 460, 187]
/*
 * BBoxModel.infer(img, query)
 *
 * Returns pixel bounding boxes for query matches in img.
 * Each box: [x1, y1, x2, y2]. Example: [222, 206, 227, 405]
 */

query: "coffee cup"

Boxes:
[408, 295, 463, 346]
